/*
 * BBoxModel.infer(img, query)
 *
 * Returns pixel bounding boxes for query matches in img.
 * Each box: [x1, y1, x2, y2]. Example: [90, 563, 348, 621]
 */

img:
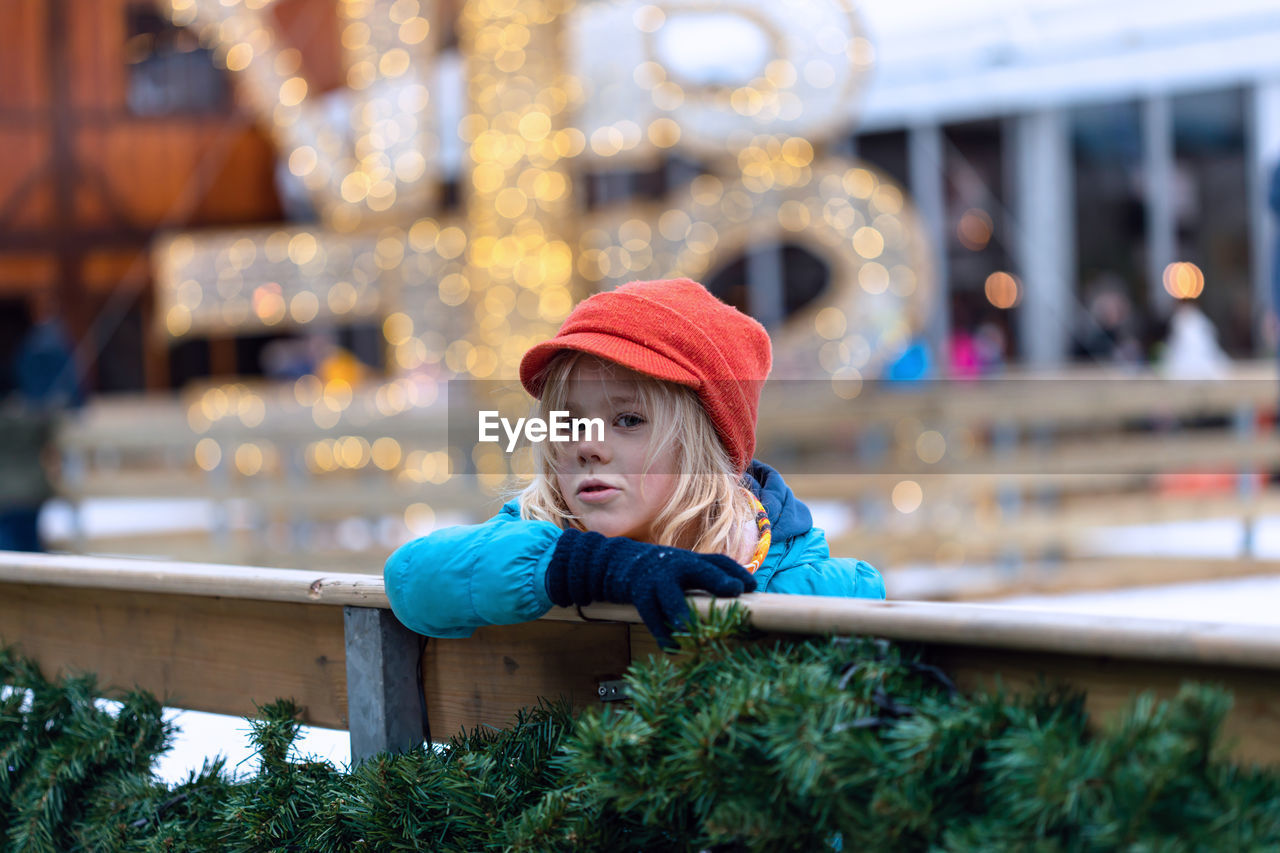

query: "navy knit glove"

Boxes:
[545, 528, 758, 649]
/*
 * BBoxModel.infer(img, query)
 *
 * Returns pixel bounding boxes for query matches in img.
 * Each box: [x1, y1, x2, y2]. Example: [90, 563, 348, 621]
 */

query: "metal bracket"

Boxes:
[597, 680, 631, 702]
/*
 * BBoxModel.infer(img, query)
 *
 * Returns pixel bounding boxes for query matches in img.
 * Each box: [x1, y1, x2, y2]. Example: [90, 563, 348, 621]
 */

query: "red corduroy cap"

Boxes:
[519, 278, 772, 474]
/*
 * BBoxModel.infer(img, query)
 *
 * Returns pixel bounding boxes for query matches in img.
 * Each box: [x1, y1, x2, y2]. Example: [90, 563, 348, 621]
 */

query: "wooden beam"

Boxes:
[3, 554, 1279, 673]
[0, 552, 385, 605]
[0, 574, 633, 739]
[56, 472, 491, 516]
[551, 595, 1280, 670]
[929, 644, 1280, 767]
[421, 620, 631, 739]
[785, 431, 1280, 478]
[2, 555, 1278, 765]
[0, 582, 350, 727]
[884, 557, 1280, 601]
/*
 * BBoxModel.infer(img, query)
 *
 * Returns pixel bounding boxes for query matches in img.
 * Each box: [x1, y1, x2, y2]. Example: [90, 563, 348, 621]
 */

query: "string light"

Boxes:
[154, 0, 933, 482]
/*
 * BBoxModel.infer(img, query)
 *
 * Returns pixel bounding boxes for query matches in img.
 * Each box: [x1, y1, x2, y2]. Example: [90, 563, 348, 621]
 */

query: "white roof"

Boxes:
[854, 0, 1280, 128]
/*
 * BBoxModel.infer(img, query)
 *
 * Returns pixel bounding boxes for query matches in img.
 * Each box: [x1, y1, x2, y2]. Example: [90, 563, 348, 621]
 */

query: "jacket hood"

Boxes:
[742, 459, 813, 540]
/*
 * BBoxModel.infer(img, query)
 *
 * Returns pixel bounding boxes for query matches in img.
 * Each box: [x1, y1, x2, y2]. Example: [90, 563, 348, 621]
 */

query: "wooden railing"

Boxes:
[2, 551, 1278, 766]
[51, 384, 492, 569]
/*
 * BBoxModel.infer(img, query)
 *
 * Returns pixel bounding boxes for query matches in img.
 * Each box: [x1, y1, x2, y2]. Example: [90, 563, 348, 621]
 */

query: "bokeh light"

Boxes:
[984, 271, 1020, 309]
[957, 208, 993, 250]
[1162, 261, 1205, 299]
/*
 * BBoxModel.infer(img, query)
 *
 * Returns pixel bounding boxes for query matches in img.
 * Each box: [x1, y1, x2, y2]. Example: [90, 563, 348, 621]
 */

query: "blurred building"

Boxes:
[0, 0, 338, 392]
[2, 0, 1279, 395]
[849, 0, 1280, 367]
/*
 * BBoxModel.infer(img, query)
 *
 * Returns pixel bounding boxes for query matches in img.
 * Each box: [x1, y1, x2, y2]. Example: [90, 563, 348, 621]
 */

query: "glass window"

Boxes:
[1070, 101, 1149, 364]
[125, 5, 230, 116]
[854, 129, 909, 189]
[942, 119, 1015, 371]
[704, 243, 829, 324]
[1171, 87, 1252, 356]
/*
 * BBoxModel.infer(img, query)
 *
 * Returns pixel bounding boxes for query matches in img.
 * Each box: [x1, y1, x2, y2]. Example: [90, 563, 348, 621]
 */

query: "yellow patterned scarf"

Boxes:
[741, 488, 772, 573]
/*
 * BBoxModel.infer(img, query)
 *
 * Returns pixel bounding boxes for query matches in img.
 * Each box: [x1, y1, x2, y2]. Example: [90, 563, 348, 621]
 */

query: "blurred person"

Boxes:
[304, 332, 370, 386]
[0, 293, 81, 551]
[1075, 274, 1143, 366]
[261, 337, 316, 381]
[1159, 299, 1229, 379]
[886, 337, 934, 382]
[317, 344, 369, 387]
[974, 321, 1007, 375]
[14, 292, 83, 409]
[948, 328, 981, 379]
[0, 401, 55, 552]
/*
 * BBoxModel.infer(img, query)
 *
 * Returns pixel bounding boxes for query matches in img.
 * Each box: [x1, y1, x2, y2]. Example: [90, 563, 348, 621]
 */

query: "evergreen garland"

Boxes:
[1, 607, 1277, 852]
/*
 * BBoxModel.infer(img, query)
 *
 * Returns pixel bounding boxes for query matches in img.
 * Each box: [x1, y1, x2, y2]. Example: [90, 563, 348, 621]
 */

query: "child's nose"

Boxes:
[576, 435, 612, 465]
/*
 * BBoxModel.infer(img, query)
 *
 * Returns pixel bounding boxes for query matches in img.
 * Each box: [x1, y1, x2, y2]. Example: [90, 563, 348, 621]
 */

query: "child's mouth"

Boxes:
[578, 483, 620, 502]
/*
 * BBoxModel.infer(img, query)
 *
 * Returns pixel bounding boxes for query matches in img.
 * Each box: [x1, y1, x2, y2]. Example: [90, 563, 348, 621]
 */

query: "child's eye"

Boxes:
[614, 412, 645, 429]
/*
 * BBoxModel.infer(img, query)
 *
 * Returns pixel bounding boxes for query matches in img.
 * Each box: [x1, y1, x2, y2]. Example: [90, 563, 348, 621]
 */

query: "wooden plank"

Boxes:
[57, 410, 454, 450]
[5, 556, 1278, 675]
[928, 645, 1280, 767]
[0, 552, 385, 605]
[884, 559, 1280, 601]
[790, 431, 1280, 478]
[57, 471, 492, 515]
[756, 367, 1278, 436]
[0, 582, 349, 728]
[38, 533, 395, 574]
[559, 596, 1280, 670]
[39, 531, 250, 565]
[421, 620, 631, 739]
[830, 490, 1280, 563]
[0, 565, 634, 738]
[1047, 489, 1279, 530]
[629, 623, 664, 663]
[57, 470, 215, 498]
[627, 624, 1280, 767]
[785, 472, 1149, 502]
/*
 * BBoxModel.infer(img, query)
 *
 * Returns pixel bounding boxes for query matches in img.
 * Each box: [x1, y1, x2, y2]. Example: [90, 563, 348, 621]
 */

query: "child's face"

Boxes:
[554, 360, 678, 543]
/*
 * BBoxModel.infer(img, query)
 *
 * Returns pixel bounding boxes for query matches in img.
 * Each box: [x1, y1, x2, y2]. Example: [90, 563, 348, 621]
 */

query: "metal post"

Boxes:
[1012, 108, 1074, 368]
[907, 123, 949, 365]
[1235, 403, 1259, 557]
[343, 606, 425, 762]
[746, 239, 787, 330]
[1143, 94, 1176, 316]
[207, 445, 231, 555]
[63, 446, 87, 552]
[834, 132, 858, 161]
[1247, 79, 1280, 349]
[992, 420, 1023, 574]
[286, 444, 309, 553]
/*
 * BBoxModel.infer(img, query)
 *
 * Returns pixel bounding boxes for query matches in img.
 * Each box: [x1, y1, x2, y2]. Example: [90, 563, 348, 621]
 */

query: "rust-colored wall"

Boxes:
[0, 0, 338, 391]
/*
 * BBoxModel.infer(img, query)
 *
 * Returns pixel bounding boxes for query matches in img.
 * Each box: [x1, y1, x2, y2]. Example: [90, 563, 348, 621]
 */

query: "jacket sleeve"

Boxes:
[383, 510, 562, 638]
[759, 527, 886, 599]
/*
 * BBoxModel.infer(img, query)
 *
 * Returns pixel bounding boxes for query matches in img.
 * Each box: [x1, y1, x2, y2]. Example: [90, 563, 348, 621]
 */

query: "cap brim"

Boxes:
[519, 332, 700, 398]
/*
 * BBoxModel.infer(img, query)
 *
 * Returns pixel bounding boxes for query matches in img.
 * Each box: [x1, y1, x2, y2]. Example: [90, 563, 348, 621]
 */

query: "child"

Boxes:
[384, 278, 884, 648]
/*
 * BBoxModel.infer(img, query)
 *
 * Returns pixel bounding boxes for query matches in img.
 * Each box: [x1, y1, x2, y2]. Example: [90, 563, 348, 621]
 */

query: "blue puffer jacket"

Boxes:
[384, 460, 885, 638]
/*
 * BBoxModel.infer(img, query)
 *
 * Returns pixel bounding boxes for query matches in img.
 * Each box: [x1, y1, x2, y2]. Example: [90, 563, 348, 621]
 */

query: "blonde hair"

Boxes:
[518, 352, 757, 560]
